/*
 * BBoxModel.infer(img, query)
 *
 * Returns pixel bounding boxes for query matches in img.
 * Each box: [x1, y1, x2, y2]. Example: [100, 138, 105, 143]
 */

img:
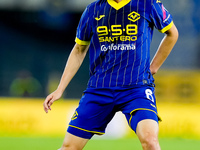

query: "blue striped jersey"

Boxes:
[75, 0, 173, 88]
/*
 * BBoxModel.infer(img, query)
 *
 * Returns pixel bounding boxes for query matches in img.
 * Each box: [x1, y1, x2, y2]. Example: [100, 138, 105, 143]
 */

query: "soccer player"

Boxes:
[43, 0, 178, 149]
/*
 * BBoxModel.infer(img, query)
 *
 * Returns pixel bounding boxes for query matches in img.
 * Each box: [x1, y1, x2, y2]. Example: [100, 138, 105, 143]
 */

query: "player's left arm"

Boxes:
[150, 23, 179, 75]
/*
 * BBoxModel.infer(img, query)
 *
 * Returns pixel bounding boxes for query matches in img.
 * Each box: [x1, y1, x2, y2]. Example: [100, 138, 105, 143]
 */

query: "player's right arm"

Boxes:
[149, 0, 178, 74]
[150, 23, 178, 75]
[43, 43, 89, 113]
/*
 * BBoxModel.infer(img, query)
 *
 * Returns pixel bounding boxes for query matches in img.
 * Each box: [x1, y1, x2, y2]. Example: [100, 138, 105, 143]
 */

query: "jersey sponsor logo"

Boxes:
[99, 35, 137, 42]
[101, 43, 136, 51]
[128, 11, 140, 22]
[156, 0, 161, 3]
[71, 111, 78, 120]
[95, 15, 105, 21]
[97, 24, 138, 42]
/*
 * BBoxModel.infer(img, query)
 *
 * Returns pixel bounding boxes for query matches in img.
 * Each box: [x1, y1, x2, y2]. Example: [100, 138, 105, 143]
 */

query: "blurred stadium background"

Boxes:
[0, 0, 200, 149]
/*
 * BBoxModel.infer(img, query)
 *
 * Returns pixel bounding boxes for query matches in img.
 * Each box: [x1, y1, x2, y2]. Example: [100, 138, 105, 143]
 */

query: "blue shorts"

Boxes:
[67, 85, 161, 139]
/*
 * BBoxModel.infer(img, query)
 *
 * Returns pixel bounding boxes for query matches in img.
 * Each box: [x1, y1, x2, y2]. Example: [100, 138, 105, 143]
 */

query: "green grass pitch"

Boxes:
[0, 137, 199, 150]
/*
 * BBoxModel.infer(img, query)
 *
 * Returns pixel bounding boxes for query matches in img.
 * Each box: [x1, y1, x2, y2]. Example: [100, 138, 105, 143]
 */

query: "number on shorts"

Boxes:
[145, 89, 154, 102]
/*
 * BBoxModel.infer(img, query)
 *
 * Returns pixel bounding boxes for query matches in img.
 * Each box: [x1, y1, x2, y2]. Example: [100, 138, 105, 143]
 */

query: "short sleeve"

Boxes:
[75, 7, 92, 45]
[150, 0, 173, 33]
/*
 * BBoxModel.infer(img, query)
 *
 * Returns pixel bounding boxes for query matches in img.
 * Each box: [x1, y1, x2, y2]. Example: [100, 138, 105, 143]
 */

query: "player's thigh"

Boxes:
[136, 119, 159, 142]
[61, 132, 89, 150]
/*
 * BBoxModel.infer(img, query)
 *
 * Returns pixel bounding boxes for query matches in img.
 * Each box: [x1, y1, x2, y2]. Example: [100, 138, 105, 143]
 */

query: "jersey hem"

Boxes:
[87, 82, 155, 89]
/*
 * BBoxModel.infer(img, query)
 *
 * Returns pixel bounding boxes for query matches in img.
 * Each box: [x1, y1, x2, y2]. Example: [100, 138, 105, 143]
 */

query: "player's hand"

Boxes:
[43, 90, 63, 113]
[150, 66, 158, 75]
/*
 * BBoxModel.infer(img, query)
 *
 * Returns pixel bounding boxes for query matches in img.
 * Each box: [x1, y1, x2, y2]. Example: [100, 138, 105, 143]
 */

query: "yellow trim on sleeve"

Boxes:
[75, 37, 90, 45]
[159, 21, 174, 33]
[128, 108, 162, 127]
[69, 125, 104, 135]
[107, 0, 131, 10]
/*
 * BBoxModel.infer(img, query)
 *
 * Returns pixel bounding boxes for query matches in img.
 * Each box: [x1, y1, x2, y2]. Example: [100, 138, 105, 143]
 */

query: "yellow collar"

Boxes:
[107, 0, 131, 10]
